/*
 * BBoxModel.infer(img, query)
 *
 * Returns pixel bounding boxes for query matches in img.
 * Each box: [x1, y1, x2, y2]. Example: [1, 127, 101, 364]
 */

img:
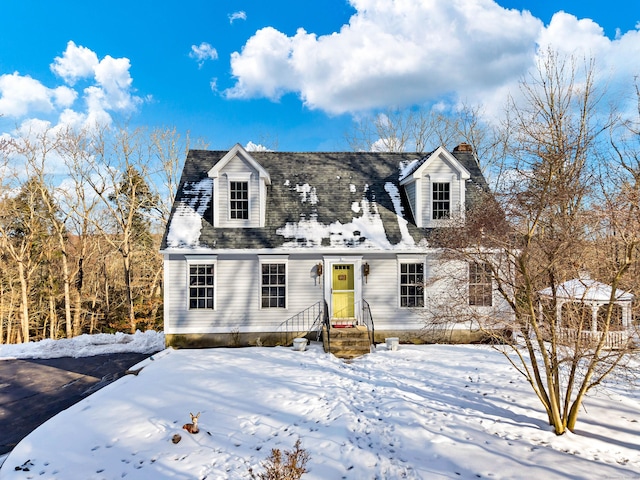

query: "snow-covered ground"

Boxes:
[1, 334, 639, 479]
[0, 330, 164, 360]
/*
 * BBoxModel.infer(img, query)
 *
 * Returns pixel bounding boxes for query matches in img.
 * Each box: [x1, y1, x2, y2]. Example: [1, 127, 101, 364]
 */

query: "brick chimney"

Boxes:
[453, 143, 472, 153]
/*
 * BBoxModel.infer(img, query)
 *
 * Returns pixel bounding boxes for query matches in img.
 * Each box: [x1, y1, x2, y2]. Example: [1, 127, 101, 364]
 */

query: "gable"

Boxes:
[400, 146, 471, 183]
[206, 144, 271, 229]
[399, 146, 474, 228]
[207, 143, 271, 184]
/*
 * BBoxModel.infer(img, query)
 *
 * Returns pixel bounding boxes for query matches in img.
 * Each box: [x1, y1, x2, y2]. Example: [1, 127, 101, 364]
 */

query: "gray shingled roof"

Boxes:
[160, 149, 489, 251]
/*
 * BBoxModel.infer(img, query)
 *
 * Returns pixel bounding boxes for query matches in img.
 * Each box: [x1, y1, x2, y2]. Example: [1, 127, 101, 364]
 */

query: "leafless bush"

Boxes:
[249, 439, 310, 480]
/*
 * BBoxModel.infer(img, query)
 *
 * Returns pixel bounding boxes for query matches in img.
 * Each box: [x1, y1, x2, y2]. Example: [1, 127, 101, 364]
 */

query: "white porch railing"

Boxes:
[557, 328, 630, 349]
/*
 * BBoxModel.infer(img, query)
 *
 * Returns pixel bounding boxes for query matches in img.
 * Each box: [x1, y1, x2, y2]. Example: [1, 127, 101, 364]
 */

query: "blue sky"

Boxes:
[1, 0, 639, 152]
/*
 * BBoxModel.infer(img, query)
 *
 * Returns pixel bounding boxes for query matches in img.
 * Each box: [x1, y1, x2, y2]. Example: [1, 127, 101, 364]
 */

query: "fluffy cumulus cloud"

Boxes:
[189, 42, 219, 68]
[92, 55, 138, 111]
[226, 0, 542, 113]
[0, 72, 76, 117]
[0, 41, 141, 134]
[539, 12, 640, 108]
[225, 0, 640, 116]
[50, 41, 99, 85]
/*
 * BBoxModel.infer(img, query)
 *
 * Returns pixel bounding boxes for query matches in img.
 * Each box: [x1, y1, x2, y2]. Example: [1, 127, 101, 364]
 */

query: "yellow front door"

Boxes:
[332, 264, 355, 318]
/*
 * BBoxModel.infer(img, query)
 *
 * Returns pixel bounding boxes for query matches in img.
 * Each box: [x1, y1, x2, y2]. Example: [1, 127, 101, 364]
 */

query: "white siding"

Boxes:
[164, 252, 514, 336]
[217, 156, 262, 228]
[361, 254, 433, 330]
[421, 158, 462, 228]
[404, 182, 417, 221]
[165, 254, 325, 334]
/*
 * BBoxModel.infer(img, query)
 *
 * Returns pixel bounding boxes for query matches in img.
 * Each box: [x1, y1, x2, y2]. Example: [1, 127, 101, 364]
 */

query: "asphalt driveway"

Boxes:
[0, 353, 153, 455]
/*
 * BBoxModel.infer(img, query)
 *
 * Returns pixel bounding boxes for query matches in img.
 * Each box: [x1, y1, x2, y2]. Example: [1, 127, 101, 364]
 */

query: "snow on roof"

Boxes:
[276, 197, 393, 249]
[384, 182, 415, 247]
[165, 178, 212, 248]
[399, 158, 421, 182]
[295, 183, 318, 204]
[539, 278, 633, 303]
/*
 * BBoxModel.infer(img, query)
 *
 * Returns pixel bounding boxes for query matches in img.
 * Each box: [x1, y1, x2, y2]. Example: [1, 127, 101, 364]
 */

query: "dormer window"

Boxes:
[399, 146, 471, 228]
[208, 144, 271, 228]
[432, 182, 450, 219]
[230, 181, 249, 220]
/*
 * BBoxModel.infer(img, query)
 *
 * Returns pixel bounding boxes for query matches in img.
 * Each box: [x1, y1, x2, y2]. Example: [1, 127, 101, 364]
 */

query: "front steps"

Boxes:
[323, 325, 372, 359]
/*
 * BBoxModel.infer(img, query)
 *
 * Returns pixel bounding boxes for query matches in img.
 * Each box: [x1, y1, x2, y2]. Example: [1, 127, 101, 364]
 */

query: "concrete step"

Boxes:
[323, 325, 372, 359]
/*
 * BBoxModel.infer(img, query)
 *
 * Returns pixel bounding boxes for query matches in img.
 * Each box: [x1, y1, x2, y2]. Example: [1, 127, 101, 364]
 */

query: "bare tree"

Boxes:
[56, 125, 105, 335]
[346, 103, 505, 174]
[430, 49, 633, 436]
[9, 126, 80, 339]
[149, 126, 208, 226]
[0, 174, 49, 343]
[79, 125, 159, 333]
[0, 123, 198, 342]
[0, 125, 66, 342]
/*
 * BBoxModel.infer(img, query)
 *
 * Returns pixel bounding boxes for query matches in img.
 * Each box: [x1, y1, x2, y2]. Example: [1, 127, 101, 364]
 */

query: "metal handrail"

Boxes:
[326, 298, 375, 348]
[277, 301, 325, 346]
[361, 299, 375, 347]
[323, 300, 330, 352]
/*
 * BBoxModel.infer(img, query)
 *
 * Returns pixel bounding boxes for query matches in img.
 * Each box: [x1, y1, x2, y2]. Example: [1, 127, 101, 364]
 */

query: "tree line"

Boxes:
[0, 125, 204, 343]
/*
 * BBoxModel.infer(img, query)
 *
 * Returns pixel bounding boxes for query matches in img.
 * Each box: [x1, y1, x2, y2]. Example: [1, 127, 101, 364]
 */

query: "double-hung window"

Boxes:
[400, 262, 424, 307]
[230, 181, 249, 219]
[469, 262, 492, 306]
[432, 182, 450, 219]
[261, 263, 287, 308]
[189, 264, 215, 309]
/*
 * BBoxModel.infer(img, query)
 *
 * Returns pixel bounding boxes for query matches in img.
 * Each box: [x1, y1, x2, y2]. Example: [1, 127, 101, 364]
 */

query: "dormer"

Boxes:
[208, 144, 271, 228]
[399, 145, 471, 228]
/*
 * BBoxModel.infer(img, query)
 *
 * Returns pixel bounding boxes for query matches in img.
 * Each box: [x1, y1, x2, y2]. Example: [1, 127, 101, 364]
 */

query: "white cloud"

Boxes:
[245, 141, 272, 152]
[0, 72, 76, 116]
[225, 27, 300, 100]
[1, 42, 143, 134]
[370, 137, 403, 152]
[51, 41, 99, 85]
[225, 0, 640, 118]
[92, 55, 139, 111]
[225, 0, 542, 114]
[189, 42, 218, 68]
[229, 11, 247, 24]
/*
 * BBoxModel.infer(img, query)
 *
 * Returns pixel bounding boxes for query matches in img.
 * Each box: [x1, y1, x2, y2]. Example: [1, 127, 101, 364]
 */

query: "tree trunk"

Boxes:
[102, 260, 110, 326]
[61, 250, 72, 338]
[17, 260, 30, 343]
[567, 397, 582, 432]
[0, 283, 4, 344]
[72, 289, 83, 336]
[123, 253, 136, 333]
[48, 286, 57, 339]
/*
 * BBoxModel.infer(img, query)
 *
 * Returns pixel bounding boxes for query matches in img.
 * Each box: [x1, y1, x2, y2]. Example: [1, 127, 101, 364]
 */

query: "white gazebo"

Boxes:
[539, 275, 634, 349]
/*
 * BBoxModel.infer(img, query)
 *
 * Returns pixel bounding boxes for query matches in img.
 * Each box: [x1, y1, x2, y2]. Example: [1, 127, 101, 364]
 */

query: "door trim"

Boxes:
[322, 256, 363, 325]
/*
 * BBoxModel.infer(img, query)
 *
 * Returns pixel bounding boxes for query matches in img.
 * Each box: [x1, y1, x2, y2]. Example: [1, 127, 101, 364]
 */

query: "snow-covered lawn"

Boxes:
[1, 335, 639, 479]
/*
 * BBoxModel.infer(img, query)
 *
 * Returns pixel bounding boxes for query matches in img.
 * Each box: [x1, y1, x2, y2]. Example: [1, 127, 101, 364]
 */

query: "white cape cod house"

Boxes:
[160, 143, 511, 353]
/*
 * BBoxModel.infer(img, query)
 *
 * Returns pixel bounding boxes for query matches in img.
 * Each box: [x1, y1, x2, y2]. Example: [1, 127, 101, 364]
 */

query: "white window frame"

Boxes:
[258, 255, 289, 310]
[185, 255, 218, 310]
[397, 256, 426, 308]
[429, 179, 453, 222]
[468, 261, 493, 307]
[227, 173, 252, 223]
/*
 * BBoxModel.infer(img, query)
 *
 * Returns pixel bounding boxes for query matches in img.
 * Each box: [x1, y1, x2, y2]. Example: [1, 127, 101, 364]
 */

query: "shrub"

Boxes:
[249, 439, 310, 480]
